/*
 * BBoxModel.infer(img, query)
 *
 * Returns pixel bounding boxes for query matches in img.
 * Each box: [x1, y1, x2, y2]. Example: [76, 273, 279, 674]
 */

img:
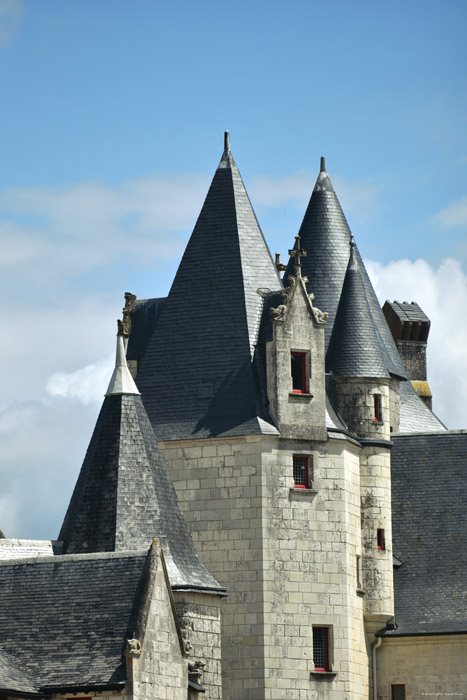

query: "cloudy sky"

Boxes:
[1, 0, 466, 540]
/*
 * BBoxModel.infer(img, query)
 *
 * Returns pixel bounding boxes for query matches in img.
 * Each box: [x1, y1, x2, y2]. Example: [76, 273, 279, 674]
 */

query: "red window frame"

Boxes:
[293, 455, 311, 489]
[374, 394, 382, 422]
[313, 626, 330, 671]
[291, 351, 307, 393]
[391, 684, 406, 700]
[377, 528, 386, 551]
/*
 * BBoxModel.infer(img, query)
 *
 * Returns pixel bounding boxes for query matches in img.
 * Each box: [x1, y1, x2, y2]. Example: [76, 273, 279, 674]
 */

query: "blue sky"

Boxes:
[1, 0, 466, 539]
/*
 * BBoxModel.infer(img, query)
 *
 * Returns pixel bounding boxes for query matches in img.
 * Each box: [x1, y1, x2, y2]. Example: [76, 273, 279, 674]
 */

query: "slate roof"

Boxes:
[283, 157, 407, 381]
[0, 645, 44, 696]
[59, 390, 223, 592]
[326, 240, 392, 378]
[0, 551, 148, 692]
[135, 132, 282, 440]
[399, 379, 445, 432]
[385, 431, 467, 636]
[127, 297, 166, 363]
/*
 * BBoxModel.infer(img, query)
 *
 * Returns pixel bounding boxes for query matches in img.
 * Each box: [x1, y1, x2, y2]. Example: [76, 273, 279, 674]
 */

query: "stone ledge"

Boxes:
[289, 488, 318, 498]
[310, 671, 337, 680]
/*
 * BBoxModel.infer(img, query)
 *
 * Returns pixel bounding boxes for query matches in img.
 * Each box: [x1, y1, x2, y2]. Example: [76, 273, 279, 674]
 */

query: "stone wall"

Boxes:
[160, 434, 373, 700]
[377, 635, 467, 698]
[174, 591, 223, 699]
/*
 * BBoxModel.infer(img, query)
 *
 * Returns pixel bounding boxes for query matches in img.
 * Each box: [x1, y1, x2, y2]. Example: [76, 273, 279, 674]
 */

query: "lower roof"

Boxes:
[0, 550, 148, 692]
[387, 431, 467, 636]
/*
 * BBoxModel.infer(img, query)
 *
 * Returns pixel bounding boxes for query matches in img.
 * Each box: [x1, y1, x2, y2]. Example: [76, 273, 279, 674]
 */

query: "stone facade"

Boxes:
[160, 433, 376, 700]
[376, 635, 467, 698]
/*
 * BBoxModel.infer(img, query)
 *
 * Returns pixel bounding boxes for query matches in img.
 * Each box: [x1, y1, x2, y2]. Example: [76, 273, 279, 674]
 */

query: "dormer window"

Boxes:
[291, 352, 307, 393]
[373, 394, 382, 422]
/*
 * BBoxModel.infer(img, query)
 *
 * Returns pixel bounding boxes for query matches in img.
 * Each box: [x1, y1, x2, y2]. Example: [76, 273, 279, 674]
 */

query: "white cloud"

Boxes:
[366, 257, 467, 429]
[46, 353, 114, 405]
[433, 195, 467, 229]
[0, 173, 209, 281]
[0, 0, 23, 47]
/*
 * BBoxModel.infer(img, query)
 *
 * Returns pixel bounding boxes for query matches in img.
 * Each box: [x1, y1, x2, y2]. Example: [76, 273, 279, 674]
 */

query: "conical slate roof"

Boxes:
[283, 157, 407, 380]
[136, 132, 282, 440]
[326, 239, 391, 378]
[59, 335, 223, 592]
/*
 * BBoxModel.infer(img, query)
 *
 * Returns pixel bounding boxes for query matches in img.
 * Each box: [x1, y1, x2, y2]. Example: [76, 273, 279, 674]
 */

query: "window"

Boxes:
[377, 528, 386, 551]
[391, 685, 406, 700]
[291, 351, 307, 393]
[312, 626, 331, 671]
[373, 393, 382, 422]
[293, 455, 312, 489]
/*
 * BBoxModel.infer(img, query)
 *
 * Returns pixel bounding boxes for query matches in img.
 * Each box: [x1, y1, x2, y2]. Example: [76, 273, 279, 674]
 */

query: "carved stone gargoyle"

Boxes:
[124, 638, 142, 658]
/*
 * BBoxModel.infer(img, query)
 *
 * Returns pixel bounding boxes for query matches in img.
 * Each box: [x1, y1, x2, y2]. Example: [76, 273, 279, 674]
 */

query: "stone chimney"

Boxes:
[382, 300, 432, 409]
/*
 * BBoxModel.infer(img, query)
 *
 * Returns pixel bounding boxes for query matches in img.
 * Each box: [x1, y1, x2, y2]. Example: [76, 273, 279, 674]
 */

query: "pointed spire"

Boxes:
[136, 132, 281, 440]
[326, 237, 391, 378]
[283, 155, 407, 380]
[105, 329, 140, 396]
[59, 329, 224, 592]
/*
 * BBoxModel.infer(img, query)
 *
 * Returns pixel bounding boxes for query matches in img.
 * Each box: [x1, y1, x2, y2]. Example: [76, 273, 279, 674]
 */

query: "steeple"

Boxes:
[284, 156, 407, 380]
[59, 322, 223, 593]
[135, 132, 282, 440]
[326, 237, 391, 378]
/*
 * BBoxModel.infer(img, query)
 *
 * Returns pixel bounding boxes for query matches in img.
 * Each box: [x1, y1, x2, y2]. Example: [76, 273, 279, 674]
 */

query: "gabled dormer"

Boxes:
[266, 235, 328, 441]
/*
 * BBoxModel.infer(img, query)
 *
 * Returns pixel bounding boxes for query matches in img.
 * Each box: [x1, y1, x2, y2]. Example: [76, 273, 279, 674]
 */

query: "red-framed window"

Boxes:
[391, 684, 406, 700]
[312, 626, 331, 671]
[291, 351, 307, 393]
[377, 528, 386, 551]
[374, 394, 382, 422]
[293, 455, 312, 489]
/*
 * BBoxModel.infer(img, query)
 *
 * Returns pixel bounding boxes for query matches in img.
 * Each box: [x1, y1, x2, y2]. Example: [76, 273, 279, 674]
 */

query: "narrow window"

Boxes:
[391, 685, 406, 700]
[377, 528, 386, 551]
[293, 455, 312, 489]
[291, 352, 307, 393]
[373, 394, 382, 422]
[313, 626, 331, 671]
[356, 554, 362, 589]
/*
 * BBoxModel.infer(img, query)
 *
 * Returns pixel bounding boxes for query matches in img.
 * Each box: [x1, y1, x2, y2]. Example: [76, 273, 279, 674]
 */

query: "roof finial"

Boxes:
[350, 234, 355, 248]
[288, 233, 307, 275]
[224, 130, 230, 153]
[320, 156, 326, 173]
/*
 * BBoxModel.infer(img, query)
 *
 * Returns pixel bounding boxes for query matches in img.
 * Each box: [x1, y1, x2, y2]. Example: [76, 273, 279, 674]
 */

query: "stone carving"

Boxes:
[188, 660, 206, 676]
[125, 638, 142, 658]
[117, 292, 137, 337]
[180, 615, 193, 654]
[312, 306, 329, 325]
[269, 304, 287, 322]
[275, 252, 286, 272]
[288, 234, 307, 272]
